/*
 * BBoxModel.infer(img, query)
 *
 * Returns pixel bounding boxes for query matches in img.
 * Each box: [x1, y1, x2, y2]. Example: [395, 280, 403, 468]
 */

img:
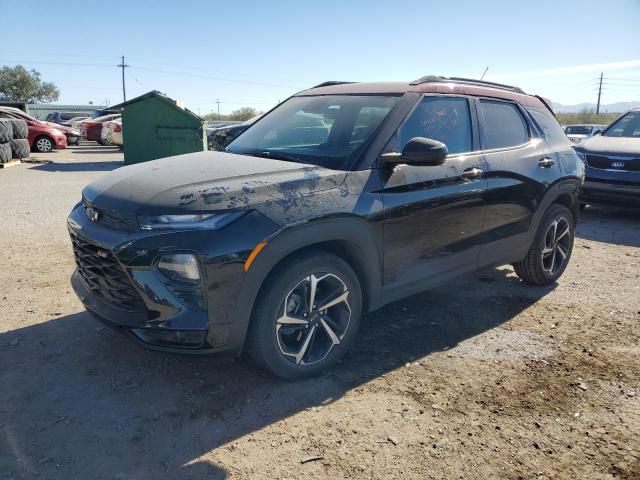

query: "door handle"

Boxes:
[461, 167, 483, 180]
[538, 157, 555, 168]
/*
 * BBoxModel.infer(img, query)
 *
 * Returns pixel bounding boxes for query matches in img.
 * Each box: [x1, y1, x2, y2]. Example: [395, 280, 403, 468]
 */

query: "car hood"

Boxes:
[83, 151, 347, 216]
[43, 122, 77, 134]
[578, 134, 640, 156]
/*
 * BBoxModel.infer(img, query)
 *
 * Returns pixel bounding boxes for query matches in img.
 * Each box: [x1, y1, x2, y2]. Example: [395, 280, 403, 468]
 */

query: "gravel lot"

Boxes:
[1, 144, 639, 480]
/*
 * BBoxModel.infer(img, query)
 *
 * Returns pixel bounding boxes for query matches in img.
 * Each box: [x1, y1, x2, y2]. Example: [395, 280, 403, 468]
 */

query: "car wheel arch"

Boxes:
[228, 216, 383, 355]
[33, 135, 54, 151]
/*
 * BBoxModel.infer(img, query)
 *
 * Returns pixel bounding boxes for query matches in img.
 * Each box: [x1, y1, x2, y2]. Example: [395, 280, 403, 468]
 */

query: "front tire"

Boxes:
[246, 251, 362, 380]
[34, 136, 53, 153]
[513, 204, 575, 286]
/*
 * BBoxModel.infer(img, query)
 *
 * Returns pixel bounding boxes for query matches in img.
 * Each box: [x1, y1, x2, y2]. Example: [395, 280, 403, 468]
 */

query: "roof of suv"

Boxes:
[297, 76, 549, 110]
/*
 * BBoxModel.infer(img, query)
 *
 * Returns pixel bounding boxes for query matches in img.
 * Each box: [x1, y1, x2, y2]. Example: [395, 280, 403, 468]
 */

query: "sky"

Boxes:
[2, 0, 639, 115]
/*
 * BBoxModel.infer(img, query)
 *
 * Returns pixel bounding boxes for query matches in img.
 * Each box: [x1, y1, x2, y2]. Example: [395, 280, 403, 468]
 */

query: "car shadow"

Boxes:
[576, 205, 640, 248]
[0, 267, 555, 479]
[29, 161, 123, 173]
[71, 148, 122, 155]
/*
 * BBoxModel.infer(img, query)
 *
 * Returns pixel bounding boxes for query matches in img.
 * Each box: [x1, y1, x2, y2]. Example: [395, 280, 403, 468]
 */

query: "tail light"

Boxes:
[114, 124, 121, 133]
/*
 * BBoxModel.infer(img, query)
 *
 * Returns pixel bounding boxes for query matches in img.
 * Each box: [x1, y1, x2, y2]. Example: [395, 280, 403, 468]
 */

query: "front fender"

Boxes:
[225, 216, 383, 354]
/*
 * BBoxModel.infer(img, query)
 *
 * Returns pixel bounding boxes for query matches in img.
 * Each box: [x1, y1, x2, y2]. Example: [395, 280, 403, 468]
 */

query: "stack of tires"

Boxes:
[0, 118, 30, 164]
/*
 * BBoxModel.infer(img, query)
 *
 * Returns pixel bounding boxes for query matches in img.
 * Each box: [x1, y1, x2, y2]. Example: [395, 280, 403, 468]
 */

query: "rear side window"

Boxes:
[527, 108, 571, 146]
[398, 96, 473, 154]
[479, 100, 529, 149]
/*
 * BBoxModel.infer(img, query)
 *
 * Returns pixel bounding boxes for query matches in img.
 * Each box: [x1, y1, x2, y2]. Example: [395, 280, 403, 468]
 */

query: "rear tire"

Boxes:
[246, 251, 362, 380]
[513, 204, 575, 286]
[33, 136, 53, 153]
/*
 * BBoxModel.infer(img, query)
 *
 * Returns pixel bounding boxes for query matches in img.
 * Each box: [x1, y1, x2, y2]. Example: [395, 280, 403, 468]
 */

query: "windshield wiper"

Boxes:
[244, 150, 310, 165]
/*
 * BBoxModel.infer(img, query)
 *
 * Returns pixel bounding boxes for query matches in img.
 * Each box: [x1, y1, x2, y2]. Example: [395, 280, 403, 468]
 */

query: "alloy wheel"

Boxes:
[541, 216, 571, 275]
[275, 273, 351, 366]
[36, 138, 52, 152]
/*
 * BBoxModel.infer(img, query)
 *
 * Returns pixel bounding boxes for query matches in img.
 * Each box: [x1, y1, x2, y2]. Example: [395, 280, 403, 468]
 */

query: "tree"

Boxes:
[0, 65, 60, 103]
[202, 107, 262, 122]
[228, 107, 259, 121]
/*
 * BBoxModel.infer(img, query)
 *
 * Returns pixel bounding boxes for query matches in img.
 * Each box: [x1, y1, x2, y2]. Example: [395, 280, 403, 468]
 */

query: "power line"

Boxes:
[0, 59, 115, 67]
[131, 65, 303, 90]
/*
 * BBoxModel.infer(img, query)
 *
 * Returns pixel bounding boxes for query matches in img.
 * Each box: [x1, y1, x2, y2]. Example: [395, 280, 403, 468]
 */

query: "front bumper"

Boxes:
[580, 179, 640, 207]
[67, 203, 279, 353]
[65, 133, 80, 145]
[54, 135, 67, 149]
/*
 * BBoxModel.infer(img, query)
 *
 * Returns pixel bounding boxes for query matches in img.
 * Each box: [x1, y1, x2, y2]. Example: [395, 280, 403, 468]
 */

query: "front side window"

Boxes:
[479, 100, 529, 149]
[603, 111, 640, 138]
[227, 95, 399, 170]
[397, 96, 472, 154]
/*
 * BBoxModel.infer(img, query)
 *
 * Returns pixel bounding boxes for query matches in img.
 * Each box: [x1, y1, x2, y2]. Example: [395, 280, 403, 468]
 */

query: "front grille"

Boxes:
[586, 154, 640, 172]
[70, 233, 145, 311]
[83, 200, 139, 232]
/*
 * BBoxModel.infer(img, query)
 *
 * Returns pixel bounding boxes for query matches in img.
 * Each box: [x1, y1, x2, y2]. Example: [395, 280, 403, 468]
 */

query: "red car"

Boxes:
[80, 114, 121, 143]
[0, 106, 68, 152]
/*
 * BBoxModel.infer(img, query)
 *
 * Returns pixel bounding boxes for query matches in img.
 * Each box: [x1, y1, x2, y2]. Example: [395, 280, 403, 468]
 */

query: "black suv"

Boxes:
[68, 76, 583, 379]
[575, 107, 640, 208]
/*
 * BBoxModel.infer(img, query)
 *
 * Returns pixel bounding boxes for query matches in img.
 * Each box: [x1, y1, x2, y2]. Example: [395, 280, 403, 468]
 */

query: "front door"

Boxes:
[379, 95, 487, 302]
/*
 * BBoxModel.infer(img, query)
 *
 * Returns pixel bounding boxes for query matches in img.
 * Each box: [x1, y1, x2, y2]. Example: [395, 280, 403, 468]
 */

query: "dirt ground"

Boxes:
[1, 144, 639, 480]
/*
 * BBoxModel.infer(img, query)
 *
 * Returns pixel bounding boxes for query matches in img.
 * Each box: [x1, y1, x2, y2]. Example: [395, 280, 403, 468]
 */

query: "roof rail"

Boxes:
[311, 81, 356, 89]
[410, 75, 525, 94]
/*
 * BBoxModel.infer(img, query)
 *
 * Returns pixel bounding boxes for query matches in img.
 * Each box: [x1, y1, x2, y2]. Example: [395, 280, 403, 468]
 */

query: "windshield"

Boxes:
[226, 95, 400, 170]
[565, 126, 592, 135]
[603, 111, 640, 138]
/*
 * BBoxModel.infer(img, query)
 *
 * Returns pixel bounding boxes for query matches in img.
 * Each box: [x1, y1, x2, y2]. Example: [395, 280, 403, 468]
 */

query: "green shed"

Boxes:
[109, 91, 205, 165]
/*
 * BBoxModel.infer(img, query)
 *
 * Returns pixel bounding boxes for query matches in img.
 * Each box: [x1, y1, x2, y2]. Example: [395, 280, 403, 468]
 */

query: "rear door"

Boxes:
[380, 95, 488, 301]
[477, 98, 562, 266]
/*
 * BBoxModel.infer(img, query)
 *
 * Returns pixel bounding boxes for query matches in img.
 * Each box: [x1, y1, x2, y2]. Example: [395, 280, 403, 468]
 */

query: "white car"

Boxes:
[101, 118, 123, 147]
[564, 124, 607, 144]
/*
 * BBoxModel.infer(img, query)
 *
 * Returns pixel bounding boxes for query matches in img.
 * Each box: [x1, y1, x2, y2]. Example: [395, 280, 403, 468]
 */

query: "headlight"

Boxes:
[138, 212, 240, 230]
[575, 150, 586, 161]
[51, 128, 64, 136]
[157, 254, 201, 284]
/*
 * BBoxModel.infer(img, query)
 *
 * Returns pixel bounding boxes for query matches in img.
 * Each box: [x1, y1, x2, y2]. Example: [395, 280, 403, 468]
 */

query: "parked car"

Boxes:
[1, 107, 81, 146]
[80, 114, 121, 143]
[45, 111, 92, 126]
[68, 76, 583, 379]
[101, 118, 123, 147]
[62, 116, 90, 127]
[0, 106, 68, 152]
[208, 115, 261, 151]
[564, 124, 607, 144]
[575, 108, 640, 208]
[71, 117, 89, 131]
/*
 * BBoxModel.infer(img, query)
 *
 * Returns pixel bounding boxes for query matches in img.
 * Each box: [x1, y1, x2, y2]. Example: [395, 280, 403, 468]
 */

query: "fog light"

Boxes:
[157, 254, 200, 284]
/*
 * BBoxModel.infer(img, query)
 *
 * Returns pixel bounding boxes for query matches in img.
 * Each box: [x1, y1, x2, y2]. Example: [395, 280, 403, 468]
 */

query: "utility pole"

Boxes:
[117, 55, 130, 102]
[216, 98, 221, 119]
[596, 72, 603, 115]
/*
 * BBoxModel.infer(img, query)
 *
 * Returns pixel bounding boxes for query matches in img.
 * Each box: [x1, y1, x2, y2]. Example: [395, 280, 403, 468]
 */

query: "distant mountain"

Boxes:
[552, 101, 640, 113]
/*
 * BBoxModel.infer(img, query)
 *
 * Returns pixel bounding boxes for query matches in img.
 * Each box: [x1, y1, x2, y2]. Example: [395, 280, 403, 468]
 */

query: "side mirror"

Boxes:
[593, 129, 602, 136]
[382, 137, 448, 166]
